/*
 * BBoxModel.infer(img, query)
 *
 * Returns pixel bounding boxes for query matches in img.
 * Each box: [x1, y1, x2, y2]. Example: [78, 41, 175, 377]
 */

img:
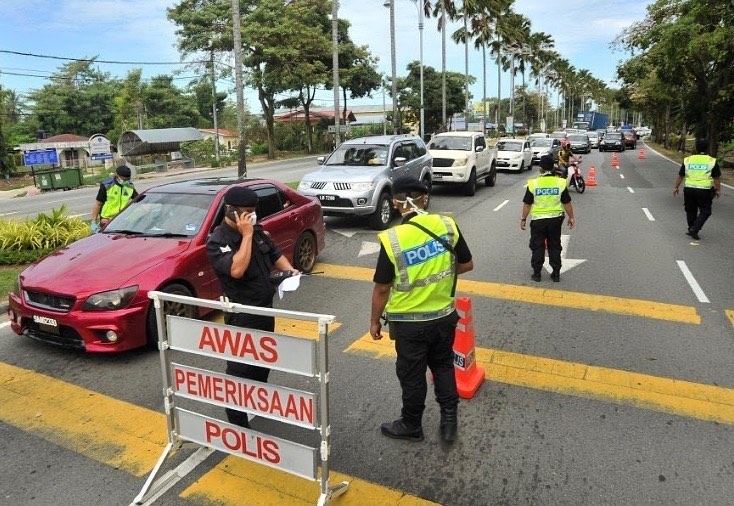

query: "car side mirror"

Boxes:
[393, 156, 407, 166]
[316, 156, 325, 165]
[475, 146, 484, 152]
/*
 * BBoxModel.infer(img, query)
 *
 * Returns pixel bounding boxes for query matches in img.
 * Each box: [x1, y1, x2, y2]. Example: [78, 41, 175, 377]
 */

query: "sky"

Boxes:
[0, 0, 652, 116]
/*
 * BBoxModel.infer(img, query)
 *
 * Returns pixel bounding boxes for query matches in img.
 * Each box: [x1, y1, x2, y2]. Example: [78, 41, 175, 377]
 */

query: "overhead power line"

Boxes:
[0, 49, 205, 66]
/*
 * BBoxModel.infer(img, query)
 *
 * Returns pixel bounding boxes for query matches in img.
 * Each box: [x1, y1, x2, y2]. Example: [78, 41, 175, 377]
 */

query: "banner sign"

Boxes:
[23, 149, 58, 166]
[175, 408, 317, 480]
[167, 316, 317, 376]
[172, 363, 317, 428]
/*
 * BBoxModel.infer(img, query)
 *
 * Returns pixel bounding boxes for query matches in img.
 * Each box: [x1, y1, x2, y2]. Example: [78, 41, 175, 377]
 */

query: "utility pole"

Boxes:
[231, 0, 247, 177]
[210, 50, 220, 162]
[332, 0, 341, 148]
[389, 0, 397, 134]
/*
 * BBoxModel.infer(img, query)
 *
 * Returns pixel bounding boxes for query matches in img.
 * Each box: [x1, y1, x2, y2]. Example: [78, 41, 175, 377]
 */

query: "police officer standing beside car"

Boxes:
[370, 175, 474, 444]
[91, 165, 138, 232]
[206, 186, 299, 428]
[521, 155, 575, 282]
[673, 138, 722, 240]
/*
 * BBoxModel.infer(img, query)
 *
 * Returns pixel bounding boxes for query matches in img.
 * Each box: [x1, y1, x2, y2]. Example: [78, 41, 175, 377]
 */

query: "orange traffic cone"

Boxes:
[453, 297, 484, 399]
[611, 153, 620, 169]
[638, 148, 646, 160]
[586, 164, 598, 186]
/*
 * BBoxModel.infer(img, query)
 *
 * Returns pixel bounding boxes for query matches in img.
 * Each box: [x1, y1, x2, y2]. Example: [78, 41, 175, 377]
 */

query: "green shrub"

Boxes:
[250, 143, 269, 155]
[0, 205, 90, 252]
[0, 248, 54, 266]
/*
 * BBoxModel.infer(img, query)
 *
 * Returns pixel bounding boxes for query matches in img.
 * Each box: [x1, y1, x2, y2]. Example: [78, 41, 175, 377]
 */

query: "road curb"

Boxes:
[0, 301, 9, 314]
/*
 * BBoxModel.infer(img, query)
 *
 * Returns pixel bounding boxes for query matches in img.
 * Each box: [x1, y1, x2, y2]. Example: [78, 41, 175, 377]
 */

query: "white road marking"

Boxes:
[358, 241, 382, 257]
[493, 199, 509, 212]
[0, 211, 19, 217]
[676, 260, 710, 303]
[543, 234, 586, 274]
[331, 228, 359, 238]
[619, 174, 625, 179]
[69, 213, 88, 218]
[642, 208, 655, 221]
[627, 187, 635, 193]
[0, 321, 11, 329]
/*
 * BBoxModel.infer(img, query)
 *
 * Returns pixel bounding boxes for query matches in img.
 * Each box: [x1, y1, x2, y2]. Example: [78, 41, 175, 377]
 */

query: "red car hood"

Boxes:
[20, 233, 192, 297]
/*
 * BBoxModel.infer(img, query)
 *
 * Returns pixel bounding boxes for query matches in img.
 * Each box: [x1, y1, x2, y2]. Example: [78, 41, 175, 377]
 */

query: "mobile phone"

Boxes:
[226, 206, 240, 221]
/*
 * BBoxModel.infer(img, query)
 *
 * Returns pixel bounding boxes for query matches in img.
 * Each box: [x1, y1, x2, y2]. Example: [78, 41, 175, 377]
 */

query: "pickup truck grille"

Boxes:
[308, 182, 352, 190]
[432, 158, 455, 168]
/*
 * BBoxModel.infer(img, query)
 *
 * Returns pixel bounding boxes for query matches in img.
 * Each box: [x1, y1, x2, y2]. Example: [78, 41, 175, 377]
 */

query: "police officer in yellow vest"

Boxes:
[521, 155, 575, 282]
[673, 139, 721, 240]
[91, 165, 138, 232]
[370, 176, 473, 444]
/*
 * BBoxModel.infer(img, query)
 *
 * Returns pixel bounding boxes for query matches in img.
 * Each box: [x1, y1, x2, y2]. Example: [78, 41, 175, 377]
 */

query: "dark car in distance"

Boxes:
[623, 130, 637, 149]
[599, 132, 625, 152]
[567, 134, 591, 154]
[7, 177, 326, 353]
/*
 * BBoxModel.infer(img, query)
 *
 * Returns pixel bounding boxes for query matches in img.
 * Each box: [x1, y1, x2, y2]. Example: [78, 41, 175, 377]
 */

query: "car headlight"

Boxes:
[350, 181, 375, 192]
[451, 157, 469, 167]
[83, 286, 138, 311]
[297, 180, 312, 191]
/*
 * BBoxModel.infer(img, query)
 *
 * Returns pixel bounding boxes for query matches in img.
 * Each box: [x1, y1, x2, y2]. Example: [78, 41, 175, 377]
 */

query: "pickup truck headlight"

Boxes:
[451, 157, 469, 167]
[83, 286, 138, 311]
[350, 181, 375, 192]
[297, 180, 312, 191]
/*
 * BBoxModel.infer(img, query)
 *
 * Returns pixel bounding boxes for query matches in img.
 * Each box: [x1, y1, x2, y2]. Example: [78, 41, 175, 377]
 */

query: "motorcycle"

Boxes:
[564, 157, 586, 194]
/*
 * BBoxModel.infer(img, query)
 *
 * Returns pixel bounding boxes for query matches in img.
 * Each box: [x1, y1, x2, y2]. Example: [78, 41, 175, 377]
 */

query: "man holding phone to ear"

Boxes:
[206, 186, 299, 428]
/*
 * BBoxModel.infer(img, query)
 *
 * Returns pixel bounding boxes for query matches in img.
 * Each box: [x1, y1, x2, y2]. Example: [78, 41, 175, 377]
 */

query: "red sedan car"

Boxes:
[7, 177, 326, 353]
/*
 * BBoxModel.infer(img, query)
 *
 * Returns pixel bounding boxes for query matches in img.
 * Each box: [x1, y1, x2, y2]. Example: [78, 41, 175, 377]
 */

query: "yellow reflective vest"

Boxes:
[528, 175, 565, 220]
[378, 213, 459, 320]
[101, 179, 135, 219]
[683, 154, 716, 190]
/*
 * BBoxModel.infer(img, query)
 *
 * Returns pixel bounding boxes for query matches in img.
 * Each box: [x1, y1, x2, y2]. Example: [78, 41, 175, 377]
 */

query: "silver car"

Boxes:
[530, 138, 561, 164]
[297, 135, 433, 230]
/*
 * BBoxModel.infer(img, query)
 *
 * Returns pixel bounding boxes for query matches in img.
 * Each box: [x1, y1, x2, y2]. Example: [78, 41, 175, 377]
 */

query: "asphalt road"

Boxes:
[2, 143, 733, 506]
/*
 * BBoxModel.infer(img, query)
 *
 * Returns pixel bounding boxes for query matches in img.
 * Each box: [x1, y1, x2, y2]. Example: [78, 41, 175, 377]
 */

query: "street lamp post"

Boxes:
[415, 0, 424, 140]
[388, 0, 397, 134]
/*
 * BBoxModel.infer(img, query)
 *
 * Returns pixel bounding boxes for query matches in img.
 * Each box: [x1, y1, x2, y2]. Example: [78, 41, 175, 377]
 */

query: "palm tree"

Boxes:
[427, 0, 457, 130]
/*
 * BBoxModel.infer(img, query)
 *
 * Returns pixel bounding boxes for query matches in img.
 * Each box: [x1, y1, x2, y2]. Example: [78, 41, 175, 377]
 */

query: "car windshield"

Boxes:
[104, 192, 214, 237]
[606, 133, 622, 140]
[497, 141, 522, 152]
[325, 144, 389, 166]
[531, 139, 552, 147]
[588, 132, 598, 138]
[428, 136, 472, 151]
[568, 135, 588, 142]
[551, 132, 566, 138]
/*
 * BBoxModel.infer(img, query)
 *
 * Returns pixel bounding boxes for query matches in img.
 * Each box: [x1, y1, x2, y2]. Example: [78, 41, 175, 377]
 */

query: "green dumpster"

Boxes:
[37, 168, 83, 191]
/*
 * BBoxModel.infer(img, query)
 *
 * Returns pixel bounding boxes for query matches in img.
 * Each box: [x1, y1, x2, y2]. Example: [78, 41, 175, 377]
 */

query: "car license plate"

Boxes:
[33, 314, 59, 334]
[433, 173, 442, 179]
[318, 195, 337, 202]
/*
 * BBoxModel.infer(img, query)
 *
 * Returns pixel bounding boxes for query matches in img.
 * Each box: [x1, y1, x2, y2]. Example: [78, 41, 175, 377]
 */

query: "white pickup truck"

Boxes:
[427, 131, 498, 196]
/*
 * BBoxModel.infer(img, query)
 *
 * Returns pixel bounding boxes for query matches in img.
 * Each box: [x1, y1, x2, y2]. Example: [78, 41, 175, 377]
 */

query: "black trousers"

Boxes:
[683, 187, 714, 233]
[529, 216, 563, 274]
[390, 311, 460, 427]
[223, 310, 274, 426]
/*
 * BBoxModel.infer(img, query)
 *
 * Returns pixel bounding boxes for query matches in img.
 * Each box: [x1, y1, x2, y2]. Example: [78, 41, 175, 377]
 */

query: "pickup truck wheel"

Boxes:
[463, 169, 476, 196]
[422, 177, 432, 210]
[485, 166, 497, 187]
[368, 192, 392, 230]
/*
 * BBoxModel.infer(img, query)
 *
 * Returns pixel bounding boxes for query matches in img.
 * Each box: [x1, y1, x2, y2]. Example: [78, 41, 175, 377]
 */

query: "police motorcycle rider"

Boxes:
[91, 165, 138, 232]
[370, 175, 474, 444]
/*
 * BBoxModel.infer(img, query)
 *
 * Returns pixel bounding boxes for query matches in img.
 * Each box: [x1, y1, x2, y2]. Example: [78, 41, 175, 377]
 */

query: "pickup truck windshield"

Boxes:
[428, 136, 472, 151]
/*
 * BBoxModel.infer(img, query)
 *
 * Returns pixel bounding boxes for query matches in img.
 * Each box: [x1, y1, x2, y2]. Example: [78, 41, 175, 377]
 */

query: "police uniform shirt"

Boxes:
[207, 222, 283, 306]
[95, 179, 139, 204]
[522, 174, 572, 206]
[373, 212, 472, 284]
[678, 162, 720, 179]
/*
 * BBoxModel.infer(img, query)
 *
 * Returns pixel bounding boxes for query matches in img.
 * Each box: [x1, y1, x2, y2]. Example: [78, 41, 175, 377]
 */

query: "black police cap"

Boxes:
[224, 186, 258, 207]
[539, 155, 555, 171]
[116, 165, 132, 178]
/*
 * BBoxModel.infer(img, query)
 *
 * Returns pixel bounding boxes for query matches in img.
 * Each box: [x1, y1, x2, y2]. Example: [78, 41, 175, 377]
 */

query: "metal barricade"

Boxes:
[132, 292, 348, 506]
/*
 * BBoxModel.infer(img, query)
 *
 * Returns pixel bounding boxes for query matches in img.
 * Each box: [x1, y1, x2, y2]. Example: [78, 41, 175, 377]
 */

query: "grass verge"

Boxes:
[0, 265, 22, 303]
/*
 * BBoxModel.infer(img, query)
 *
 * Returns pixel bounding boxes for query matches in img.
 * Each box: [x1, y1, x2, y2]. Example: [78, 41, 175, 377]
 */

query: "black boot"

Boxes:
[381, 419, 424, 442]
[440, 406, 458, 443]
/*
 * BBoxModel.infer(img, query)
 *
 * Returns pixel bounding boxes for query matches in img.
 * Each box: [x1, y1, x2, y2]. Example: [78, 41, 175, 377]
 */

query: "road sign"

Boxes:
[327, 124, 348, 133]
[91, 153, 113, 160]
[23, 149, 58, 166]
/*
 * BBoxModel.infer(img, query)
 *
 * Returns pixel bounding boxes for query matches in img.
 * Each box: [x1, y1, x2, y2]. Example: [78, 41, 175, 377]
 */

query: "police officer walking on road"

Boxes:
[673, 139, 722, 240]
[206, 186, 299, 428]
[521, 155, 575, 282]
[370, 175, 474, 444]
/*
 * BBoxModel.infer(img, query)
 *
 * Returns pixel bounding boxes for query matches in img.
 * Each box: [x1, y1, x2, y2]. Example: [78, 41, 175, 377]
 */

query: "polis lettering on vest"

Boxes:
[535, 187, 560, 196]
[205, 420, 281, 464]
[402, 239, 446, 266]
[687, 163, 709, 170]
[198, 325, 278, 362]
